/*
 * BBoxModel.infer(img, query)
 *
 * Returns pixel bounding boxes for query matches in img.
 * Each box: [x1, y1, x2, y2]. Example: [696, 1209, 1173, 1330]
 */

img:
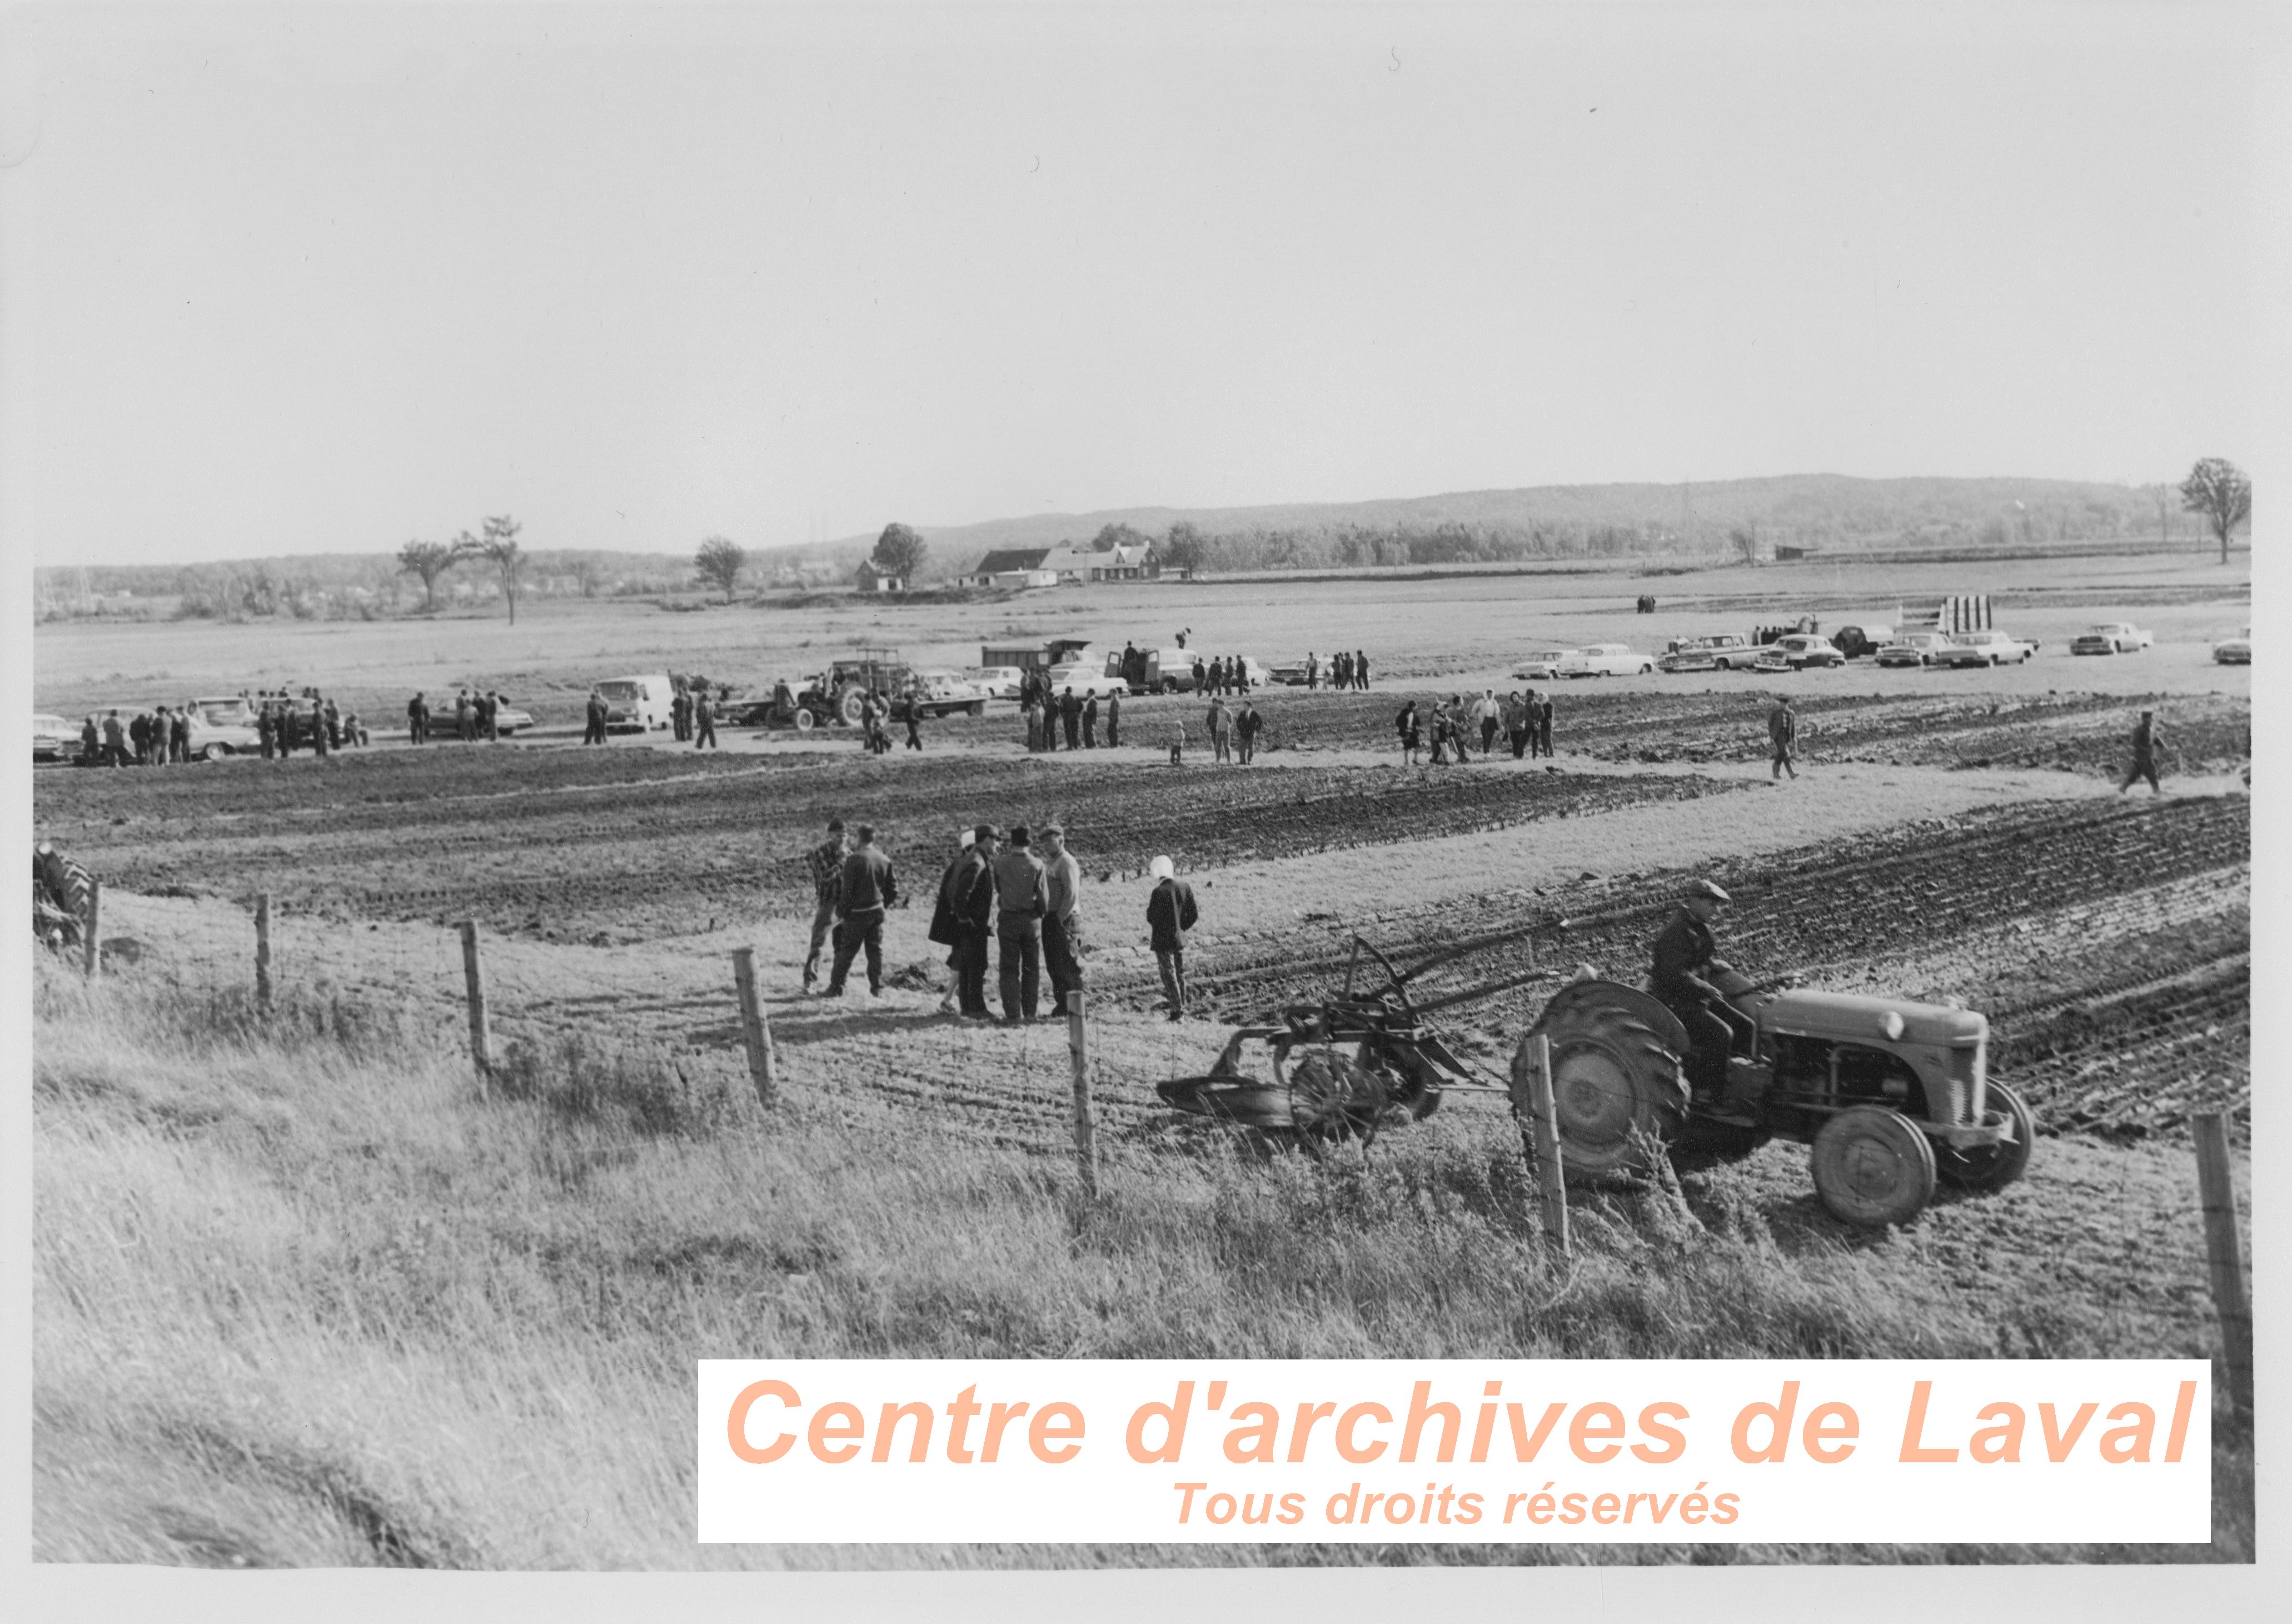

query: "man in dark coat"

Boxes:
[101, 710, 127, 766]
[456, 691, 474, 741]
[824, 824, 898, 997]
[952, 826, 998, 1017]
[1145, 854, 1199, 1020]
[1105, 689, 1122, 748]
[80, 715, 100, 764]
[2120, 709, 2164, 795]
[1060, 687, 1082, 750]
[1768, 695, 1797, 781]
[1235, 700, 1262, 765]
[408, 692, 429, 745]
[584, 688, 609, 745]
[1536, 693, 1554, 758]
[692, 689, 718, 748]
[172, 705, 193, 763]
[1082, 693, 1099, 748]
[129, 711, 150, 765]
[310, 699, 331, 758]
[1355, 650, 1370, 690]
[991, 824, 1048, 1025]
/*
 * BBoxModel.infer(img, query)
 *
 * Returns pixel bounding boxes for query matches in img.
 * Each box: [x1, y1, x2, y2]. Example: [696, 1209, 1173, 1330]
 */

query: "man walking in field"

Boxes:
[1040, 825, 1085, 1013]
[1206, 693, 1233, 763]
[823, 824, 898, 998]
[992, 824, 1048, 1025]
[1355, 649, 1369, 690]
[671, 681, 691, 743]
[2120, 709, 2165, 795]
[1146, 854, 1199, 1020]
[1236, 698, 1262, 764]
[801, 819, 848, 990]
[407, 691, 428, 745]
[1536, 692, 1554, 758]
[1105, 689, 1122, 749]
[692, 688, 718, 749]
[1082, 693, 1099, 748]
[455, 690, 474, 742]
[584, 688, 609, 745]
[1396, 700, 1421, 765]
[1768, 694, 1798, 781]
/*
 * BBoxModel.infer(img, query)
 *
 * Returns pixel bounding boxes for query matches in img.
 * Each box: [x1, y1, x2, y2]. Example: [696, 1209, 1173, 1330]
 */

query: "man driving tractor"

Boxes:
[1650, 879, 1762, 1116]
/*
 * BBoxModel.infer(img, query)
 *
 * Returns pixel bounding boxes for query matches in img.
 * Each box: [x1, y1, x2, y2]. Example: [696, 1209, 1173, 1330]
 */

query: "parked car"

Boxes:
[1267, 661, 1310, 686]
[2070, 622, 2153, 656]
[1932, 630, 2035, 667]
[32, 713, 76, 761]
[596, 674, 675, 733]
[1828, 623, 1895, 659]
[1755, 634, 1846, 671]
[2213, 627, 2250, 665]
[1875, 632, 1958, 669]
[184, 698, 265, 757]
[1511, 650, 1570, 681]
[1557, 644, 1656, 678]
[970, 666, 1024, 700]
[1658, 634, 1755, 673]
[1043, 659, 1128, 701]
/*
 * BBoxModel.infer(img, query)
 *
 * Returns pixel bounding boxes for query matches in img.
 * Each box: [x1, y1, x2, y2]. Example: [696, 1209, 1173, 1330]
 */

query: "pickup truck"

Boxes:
[1659, 634, 1756, 672]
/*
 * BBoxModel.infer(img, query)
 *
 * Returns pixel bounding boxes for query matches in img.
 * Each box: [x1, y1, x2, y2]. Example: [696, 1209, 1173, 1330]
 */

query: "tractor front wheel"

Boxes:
[1936, 1080, 2035, 1192]
[1811, 1107, 1937, 1226]
[793, 709, 816, 732]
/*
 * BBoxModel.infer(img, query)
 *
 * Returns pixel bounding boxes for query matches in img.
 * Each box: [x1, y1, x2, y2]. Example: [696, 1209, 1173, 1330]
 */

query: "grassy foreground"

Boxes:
[32, 962, 2250, 1567]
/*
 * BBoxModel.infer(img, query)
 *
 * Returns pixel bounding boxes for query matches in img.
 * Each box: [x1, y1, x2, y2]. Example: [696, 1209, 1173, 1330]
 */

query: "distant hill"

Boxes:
[840, 474, 2184, 576]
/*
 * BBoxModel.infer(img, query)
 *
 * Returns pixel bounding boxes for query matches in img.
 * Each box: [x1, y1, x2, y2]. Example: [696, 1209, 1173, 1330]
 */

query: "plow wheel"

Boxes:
[1936, 1080, 2035, 1193]
[1811, 1106, 1937, 1227]
[1516, 988, 1689, 1182]
[1286, 1046, 1392, 1146]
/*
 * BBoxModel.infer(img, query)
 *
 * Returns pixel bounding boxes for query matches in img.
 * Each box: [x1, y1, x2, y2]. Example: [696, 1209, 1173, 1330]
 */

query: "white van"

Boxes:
[597, 673, 674, 733]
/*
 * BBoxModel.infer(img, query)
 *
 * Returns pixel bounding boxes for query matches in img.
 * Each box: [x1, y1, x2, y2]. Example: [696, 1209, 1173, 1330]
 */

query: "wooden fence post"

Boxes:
[732, 947, 778, 1107]
[1067, 989, 1098, 1197]
[1527, 1034, 1571, 1256]
[2192, 1111, 2252, 1414]
[255, 893, 273, 1007]
[82, 877, 102, 979]
[457, 919, 492, 1082]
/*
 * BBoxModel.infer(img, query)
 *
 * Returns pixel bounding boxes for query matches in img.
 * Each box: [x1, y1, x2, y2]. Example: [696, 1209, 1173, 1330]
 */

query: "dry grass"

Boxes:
[32, 961, 2250, 1568]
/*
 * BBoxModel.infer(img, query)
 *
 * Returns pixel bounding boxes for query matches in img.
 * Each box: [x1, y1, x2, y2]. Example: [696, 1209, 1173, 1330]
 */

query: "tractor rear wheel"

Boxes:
[1811, 1107, 1937, 1226]
[835, 684, 866, 726]
[1516, 997, 1688, 1182]
[1936, 1080, 2035, 1192]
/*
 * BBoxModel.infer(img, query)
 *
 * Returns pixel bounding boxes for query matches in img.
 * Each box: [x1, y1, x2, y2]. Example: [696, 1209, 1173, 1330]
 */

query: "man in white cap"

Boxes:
[1145, 855, 1199, 1020]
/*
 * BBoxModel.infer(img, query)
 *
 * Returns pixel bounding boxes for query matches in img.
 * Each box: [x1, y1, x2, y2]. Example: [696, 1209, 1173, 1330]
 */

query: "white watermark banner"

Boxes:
[697, 1359, 2209, 1543]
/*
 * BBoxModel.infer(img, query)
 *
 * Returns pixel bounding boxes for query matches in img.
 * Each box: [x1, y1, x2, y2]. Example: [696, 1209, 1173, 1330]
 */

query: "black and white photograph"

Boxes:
[7, 0, 2275, 1595]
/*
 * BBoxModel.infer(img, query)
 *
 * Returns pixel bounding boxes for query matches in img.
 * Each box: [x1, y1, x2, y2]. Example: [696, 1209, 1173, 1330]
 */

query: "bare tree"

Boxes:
[470, 514, 528, 622]
[1728, 522, 1760, 565]
[572, 559, 606, 599]
[2179, 459, 2250, 566]
[870, 521, 929, 579]
[694, 535, 747, 603]
[397, 539, 461, 611]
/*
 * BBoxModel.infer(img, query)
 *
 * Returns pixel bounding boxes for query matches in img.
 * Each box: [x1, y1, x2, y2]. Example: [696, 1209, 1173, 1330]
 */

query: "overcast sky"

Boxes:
[0, 2, 2270, 567]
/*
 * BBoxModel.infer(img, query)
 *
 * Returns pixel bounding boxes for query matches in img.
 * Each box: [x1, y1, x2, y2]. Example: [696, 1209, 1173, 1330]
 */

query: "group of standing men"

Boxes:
[406, 689, 505, 745]
[799, 818, 1202, 1024]
[1394, 691, 1554, 765]
[1024, 681, 1116, 753]
[1200, 694, 1264, 764]
[79, 705, 195, 766]
[1303, 650, 1370, 691]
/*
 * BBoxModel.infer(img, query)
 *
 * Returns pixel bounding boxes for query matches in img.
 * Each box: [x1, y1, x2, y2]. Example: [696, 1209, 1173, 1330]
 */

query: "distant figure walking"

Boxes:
[1236, 699, 1262, 765]
[671, 682, 692, 743]
[584, 688, 609, 745]
[1146, 855, 1199, 1020]
[692, 689, 718, 749]
[407, 691, 430, 745]
[2120, 709, 2164, 795]
[1536, 693, 1554, 758]
[1396, 700, 1421, 766]
[904, 692, 924, 751]
[1476, 689, 1501, 757]
[1207, 695, 1233, 764]
[1768, 695, 1798, 781]
[1355, 649, 1370, 690]
[1082, 693, 1099, 748]
[1105, 690, 1122, 749]
[1306, 651, 1319, 691]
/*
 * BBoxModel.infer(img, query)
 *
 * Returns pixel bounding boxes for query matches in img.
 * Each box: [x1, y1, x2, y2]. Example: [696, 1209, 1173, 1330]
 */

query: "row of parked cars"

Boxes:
[1501, 619, 2203, 684]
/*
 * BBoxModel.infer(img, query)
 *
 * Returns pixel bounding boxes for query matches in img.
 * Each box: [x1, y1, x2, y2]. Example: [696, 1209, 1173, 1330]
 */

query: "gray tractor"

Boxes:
[1514, 969, 2033, 1227]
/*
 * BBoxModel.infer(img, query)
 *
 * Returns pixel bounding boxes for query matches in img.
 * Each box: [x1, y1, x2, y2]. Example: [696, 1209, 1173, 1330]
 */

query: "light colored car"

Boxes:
[2070, 622, 2153, 656]
[32, 713, 77, 761]
[597, 674, 675, 732]
[1754, 634, 1846, 672]
[184, 698, 264, 757]
[2213, 627, 2250, 665]
[1934, 630, 2035, 667]
[969, 666, 1024, 700]
[1875, 632, 1957, 668]
[1043, 660, 1128, 701]
[1557, 644, 1656, 678]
